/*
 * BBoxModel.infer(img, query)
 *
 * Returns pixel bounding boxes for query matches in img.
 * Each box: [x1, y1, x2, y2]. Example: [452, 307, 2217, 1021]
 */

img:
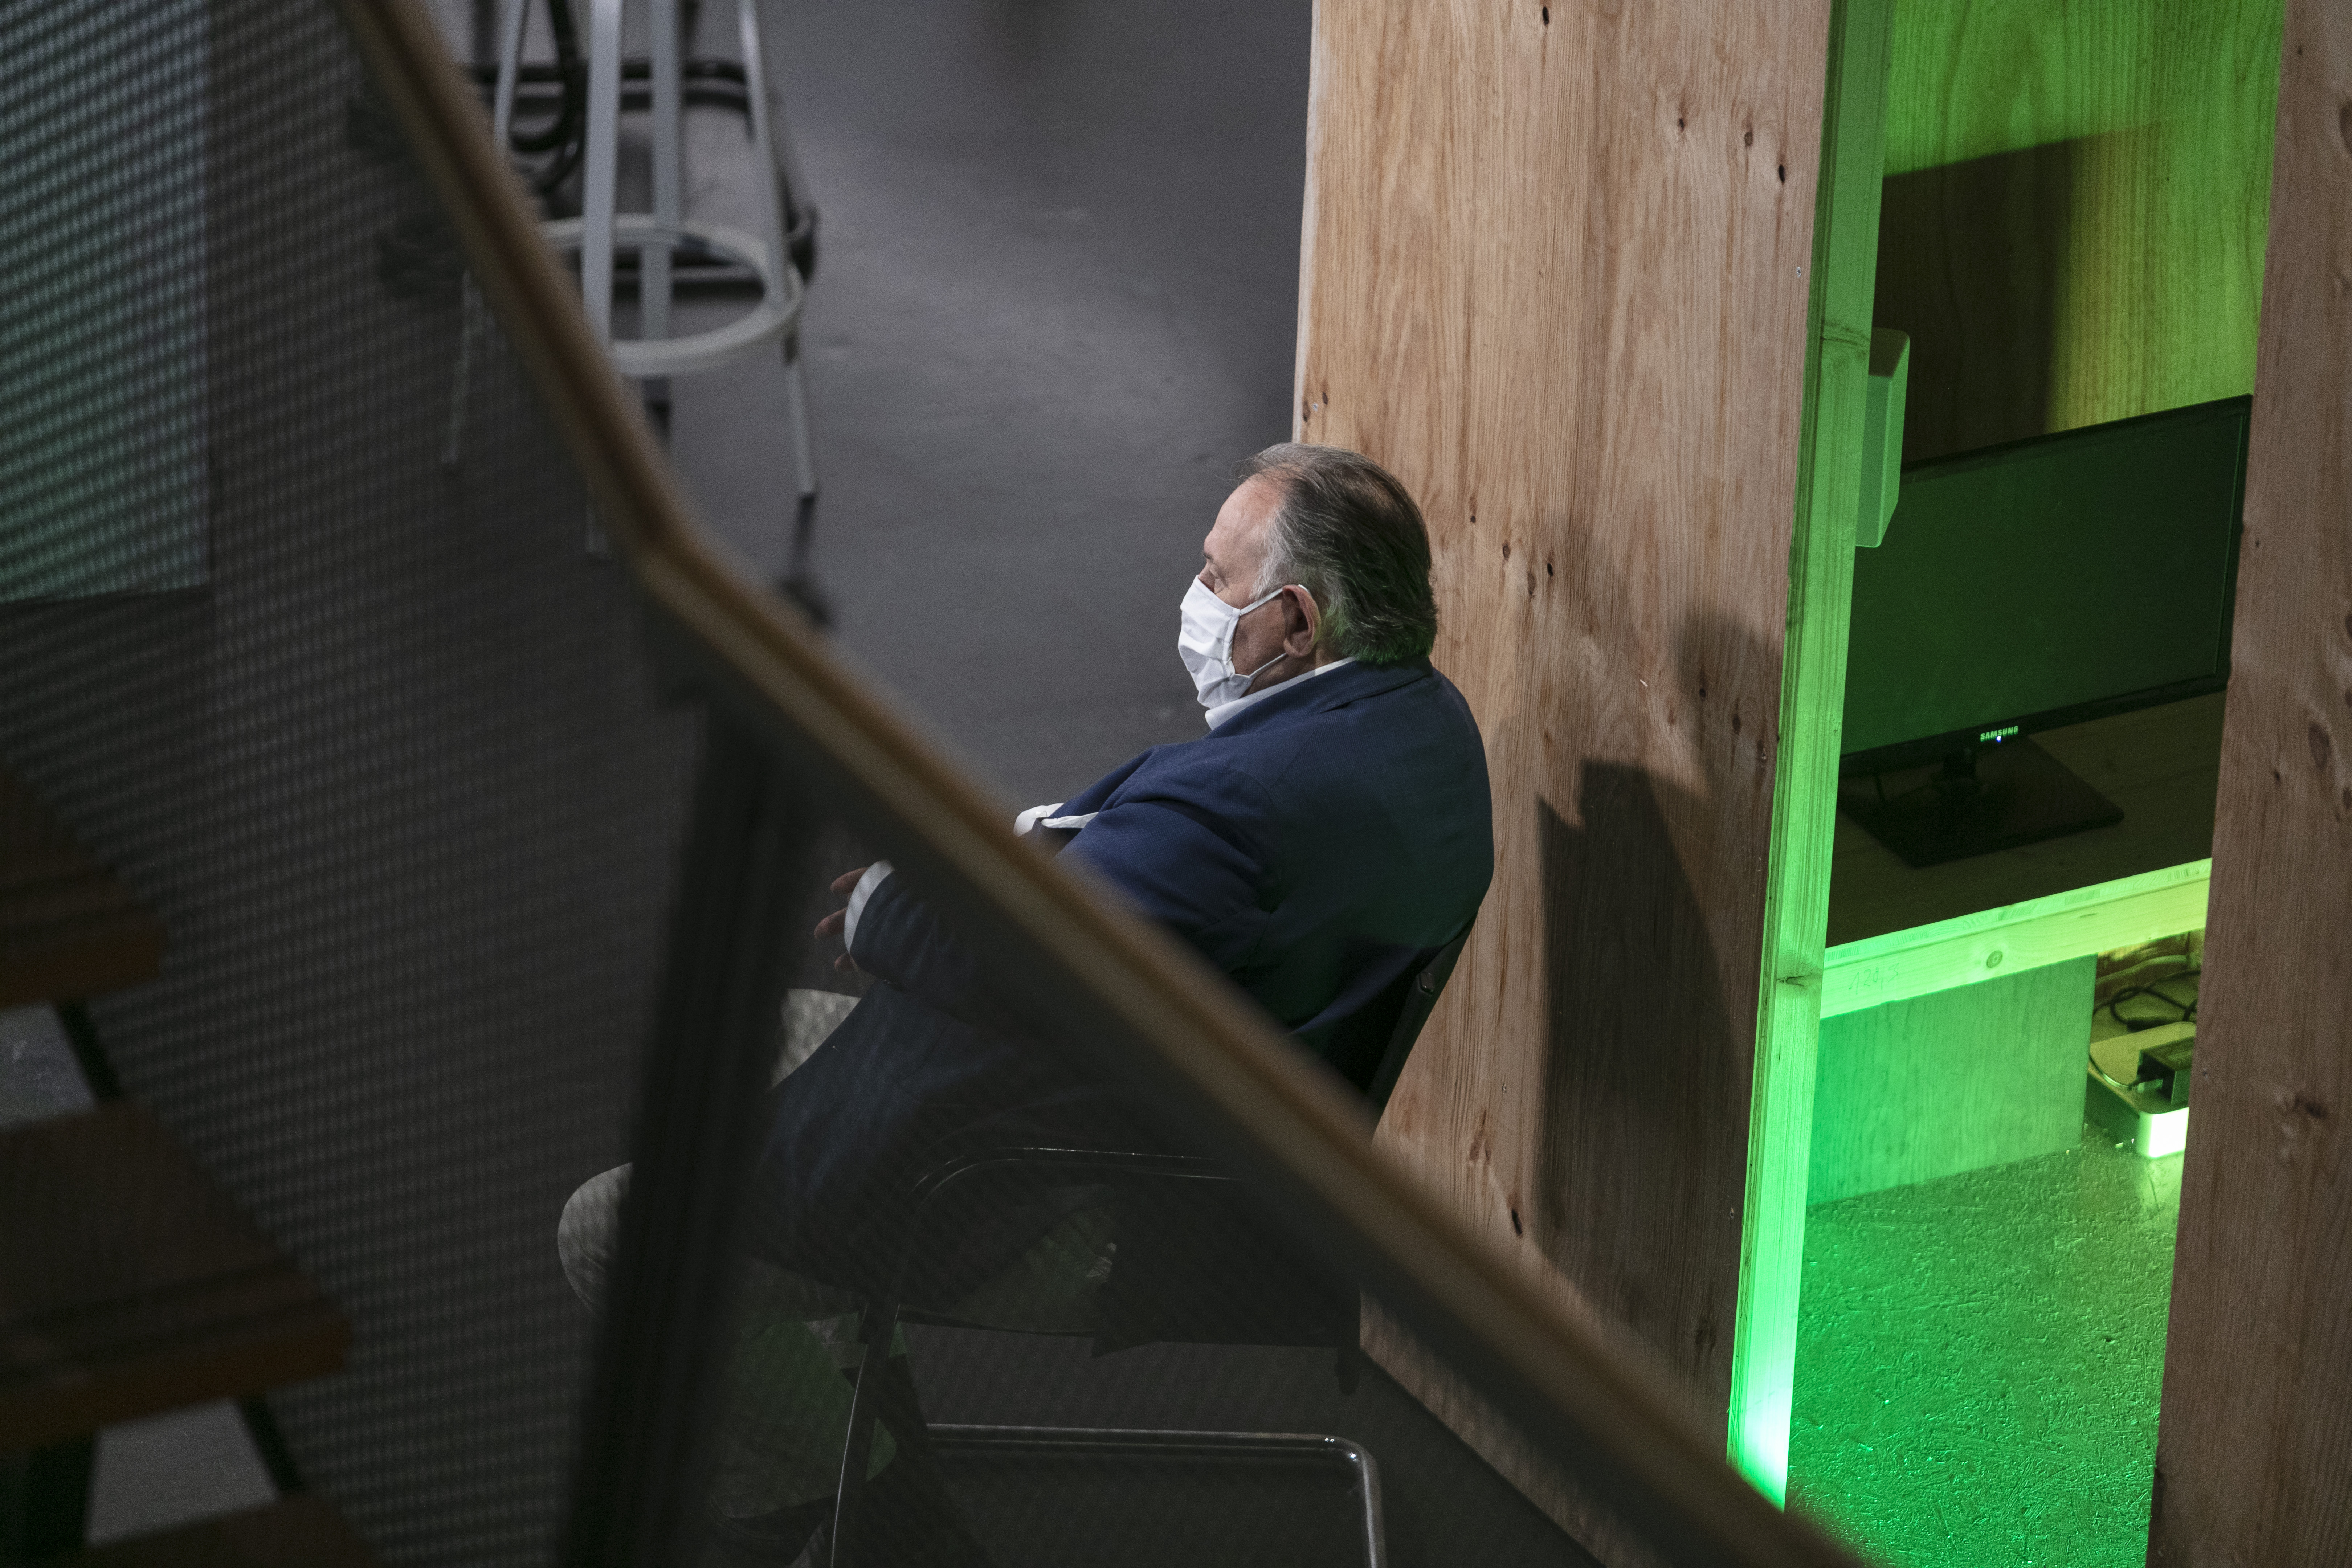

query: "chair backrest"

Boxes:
[888, 926, 1476, 1347]
[1365, 925, 1472, 1120]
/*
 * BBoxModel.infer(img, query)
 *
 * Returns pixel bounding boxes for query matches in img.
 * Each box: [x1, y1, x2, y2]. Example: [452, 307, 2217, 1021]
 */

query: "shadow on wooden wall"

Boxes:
[1876, 139, 2077, 462]
[1532, 622, 1767, 1392]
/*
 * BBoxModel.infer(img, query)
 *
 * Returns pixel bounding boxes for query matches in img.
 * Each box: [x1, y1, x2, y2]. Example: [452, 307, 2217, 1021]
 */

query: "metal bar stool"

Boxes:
[453, 0, 822, 605]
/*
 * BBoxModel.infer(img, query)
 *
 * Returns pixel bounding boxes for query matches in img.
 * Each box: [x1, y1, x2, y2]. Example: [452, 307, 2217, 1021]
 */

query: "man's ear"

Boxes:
[1282, 585, 1320, 657]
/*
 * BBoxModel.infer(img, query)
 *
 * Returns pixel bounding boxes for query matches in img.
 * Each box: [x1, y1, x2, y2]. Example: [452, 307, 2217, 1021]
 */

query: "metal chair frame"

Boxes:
[929, 1425, 1385, 1558]
[826, 1147, 1385, 1568]
[819, 928, 1474, 1568]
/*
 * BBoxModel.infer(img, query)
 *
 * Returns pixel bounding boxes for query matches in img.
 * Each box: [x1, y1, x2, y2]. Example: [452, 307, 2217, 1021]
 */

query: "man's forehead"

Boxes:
[1209, 478, 1277, 556]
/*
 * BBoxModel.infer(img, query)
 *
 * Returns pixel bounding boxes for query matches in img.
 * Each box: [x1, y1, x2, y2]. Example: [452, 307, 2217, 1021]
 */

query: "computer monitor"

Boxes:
[1839, 395, 2249, 867]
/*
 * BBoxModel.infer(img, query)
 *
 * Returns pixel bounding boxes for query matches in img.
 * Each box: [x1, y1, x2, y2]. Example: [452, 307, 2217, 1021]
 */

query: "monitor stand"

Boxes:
[1840, 735, 2124, 869]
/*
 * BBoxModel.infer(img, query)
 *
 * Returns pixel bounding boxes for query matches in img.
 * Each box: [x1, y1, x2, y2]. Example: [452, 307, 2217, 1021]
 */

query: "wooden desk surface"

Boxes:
[1826, 693, 2226, 947]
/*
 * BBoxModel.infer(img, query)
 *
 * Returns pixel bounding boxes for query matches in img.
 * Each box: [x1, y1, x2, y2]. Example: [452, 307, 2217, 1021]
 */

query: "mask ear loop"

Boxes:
[1228, 584, 1314, 682]
[1236, 650, 1287, 684]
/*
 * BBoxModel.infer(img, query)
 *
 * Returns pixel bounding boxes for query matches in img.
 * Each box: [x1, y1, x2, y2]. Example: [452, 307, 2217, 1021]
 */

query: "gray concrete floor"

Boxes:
[669, 0, 1311, 805]
[0, 1006, 86, 1127]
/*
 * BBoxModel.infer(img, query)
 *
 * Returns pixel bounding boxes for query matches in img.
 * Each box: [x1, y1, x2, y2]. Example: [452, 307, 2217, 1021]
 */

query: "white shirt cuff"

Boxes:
[1014, 802, 1066, 835]
[842, 861, 893, 955]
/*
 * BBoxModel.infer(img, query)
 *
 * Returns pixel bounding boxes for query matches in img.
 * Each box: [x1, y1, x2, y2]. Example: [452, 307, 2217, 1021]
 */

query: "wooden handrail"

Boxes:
[334, 7, 1866, 1564]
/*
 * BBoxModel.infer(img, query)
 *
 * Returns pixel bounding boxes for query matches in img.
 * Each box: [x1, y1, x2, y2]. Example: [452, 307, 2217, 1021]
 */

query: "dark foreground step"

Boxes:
[0, 771, 163, 1011]
[0, 1104, 346, 1452]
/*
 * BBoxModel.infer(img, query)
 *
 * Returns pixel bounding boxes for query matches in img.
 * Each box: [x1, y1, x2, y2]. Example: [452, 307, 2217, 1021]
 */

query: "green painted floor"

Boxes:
[1789, 1123, 2181, 1568]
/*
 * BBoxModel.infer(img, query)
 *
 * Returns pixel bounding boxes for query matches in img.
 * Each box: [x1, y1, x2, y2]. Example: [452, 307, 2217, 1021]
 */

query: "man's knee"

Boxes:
[558, 1164, 630, 1311]
[557, 989, 852, 1312]
[775, 987, 858, 1083]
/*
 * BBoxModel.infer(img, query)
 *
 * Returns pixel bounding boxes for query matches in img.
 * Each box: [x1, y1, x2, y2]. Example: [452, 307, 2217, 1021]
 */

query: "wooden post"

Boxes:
[2148, 3, 2352, 1562]
[1295, 0, 1852, 1553]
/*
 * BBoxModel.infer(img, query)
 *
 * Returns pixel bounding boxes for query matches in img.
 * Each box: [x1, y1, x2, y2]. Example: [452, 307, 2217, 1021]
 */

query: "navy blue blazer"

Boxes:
[750, 657, 1493, 1297]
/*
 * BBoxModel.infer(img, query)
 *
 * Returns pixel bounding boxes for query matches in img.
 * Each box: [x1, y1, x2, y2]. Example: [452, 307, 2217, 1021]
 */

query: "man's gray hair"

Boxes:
[1237, 443, 1438, 666]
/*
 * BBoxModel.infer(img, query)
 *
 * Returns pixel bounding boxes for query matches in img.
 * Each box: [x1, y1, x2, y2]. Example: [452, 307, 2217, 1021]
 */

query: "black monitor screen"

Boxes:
[1841, 396, 2249, 769]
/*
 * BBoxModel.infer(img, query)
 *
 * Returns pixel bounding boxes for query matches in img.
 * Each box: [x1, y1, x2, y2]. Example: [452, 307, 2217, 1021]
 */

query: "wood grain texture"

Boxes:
[1809, 955, 2092, 1204]
[0, 767, 163, 1009]
[1882, 0, 2163, 176]
[1294, 0, 1833, 1547]
[1735, 0, 1890, 1500]
[2149, 2, 2352, 1561]
[0, 1103, 347, 1452]
[1876, 0, 2281, 461]
[1822, 858, 2206, 1018]
[62, 1498, 377, 1567]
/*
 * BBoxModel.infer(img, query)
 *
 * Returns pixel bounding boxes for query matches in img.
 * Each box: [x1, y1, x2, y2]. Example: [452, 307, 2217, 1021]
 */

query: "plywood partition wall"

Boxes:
[1295, 0, 1868, 1551]
[2149, 2, 2352, 1561]
[1875, 0, 2282, 463]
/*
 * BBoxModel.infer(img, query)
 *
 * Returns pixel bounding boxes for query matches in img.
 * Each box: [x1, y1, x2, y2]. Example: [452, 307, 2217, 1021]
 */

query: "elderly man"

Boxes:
[561, 442, 1492, 1560]
[771, 440, 1492, 1266]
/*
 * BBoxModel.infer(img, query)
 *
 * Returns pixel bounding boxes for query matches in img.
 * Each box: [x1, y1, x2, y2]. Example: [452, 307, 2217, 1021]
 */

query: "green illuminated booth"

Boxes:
[1783, 5, 2283, 1563]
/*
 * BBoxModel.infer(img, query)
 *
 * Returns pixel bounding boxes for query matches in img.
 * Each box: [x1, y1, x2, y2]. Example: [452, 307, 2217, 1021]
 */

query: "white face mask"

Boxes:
[1177, 577, 1289, 709]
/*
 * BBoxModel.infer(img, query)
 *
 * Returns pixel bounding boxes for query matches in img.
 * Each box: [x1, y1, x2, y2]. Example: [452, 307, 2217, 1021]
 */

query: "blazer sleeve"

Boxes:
[1059, 786, 1271, 973]
[846, 768, 1275, 1027]
[842, 871, 1029, 1036]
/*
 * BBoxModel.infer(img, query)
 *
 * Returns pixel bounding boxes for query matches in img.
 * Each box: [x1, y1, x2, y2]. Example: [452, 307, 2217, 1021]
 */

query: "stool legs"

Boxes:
[738, 1, 824, 612]
[449, 0, 824, 583]
[577, 0, 624, 550]
[443, 0, 536, 473]
[640, 0, 681, 438]
[778, 340, 825, 620]
[578, 0, 623, 349]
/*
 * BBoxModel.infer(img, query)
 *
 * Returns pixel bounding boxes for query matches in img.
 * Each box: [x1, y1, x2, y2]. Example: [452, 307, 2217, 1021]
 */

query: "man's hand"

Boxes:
[813, 865, 869, 974]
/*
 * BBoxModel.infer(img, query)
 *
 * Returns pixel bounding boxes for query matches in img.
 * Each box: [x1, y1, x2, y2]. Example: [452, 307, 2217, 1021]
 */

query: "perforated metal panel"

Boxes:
[1, 0, 209, 600]
[0, 5, 695, 1561]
